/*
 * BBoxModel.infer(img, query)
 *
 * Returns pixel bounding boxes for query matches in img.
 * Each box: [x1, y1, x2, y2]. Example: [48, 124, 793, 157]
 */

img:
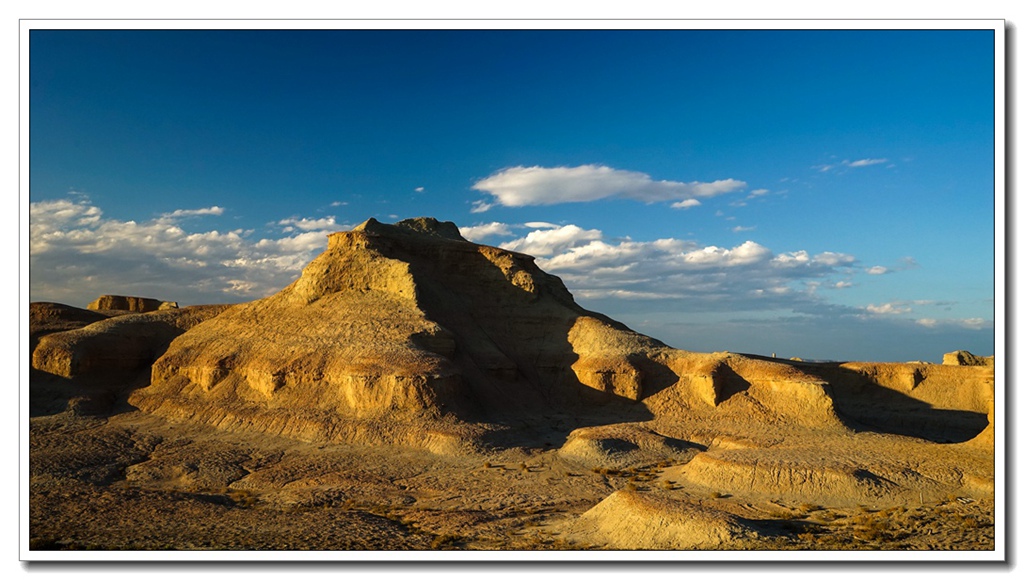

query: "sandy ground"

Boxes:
[28, 401, 995, 553]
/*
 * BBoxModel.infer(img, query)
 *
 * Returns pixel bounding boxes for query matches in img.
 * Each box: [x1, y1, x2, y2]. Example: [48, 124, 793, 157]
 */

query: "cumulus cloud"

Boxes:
[278, 216, 341, 232]
[30, 197, 346, 306]
[470, 165, 746, 211]
[866, 266, 889, 275]
[501, 225, 603, 257]
[672, 199, 701, 209]
[459, 222, 514, 242]
[496, 223, 857, 311]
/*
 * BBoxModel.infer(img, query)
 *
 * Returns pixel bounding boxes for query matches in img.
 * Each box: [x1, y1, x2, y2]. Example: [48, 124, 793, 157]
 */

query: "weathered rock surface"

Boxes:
[29, 302, 110, 354]
[942, 350, 995, 367]
[87, 294, 178, 313]
[125, 218, 996, 459]
[33, 305, 232, 380]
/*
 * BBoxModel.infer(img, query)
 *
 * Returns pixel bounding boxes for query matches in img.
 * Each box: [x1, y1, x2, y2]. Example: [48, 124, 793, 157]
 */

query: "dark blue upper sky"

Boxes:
[28, 27, 998, 362]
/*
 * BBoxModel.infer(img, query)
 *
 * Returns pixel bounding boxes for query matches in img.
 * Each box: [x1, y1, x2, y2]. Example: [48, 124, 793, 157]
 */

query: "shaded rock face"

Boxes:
[87, 295, 177, 313]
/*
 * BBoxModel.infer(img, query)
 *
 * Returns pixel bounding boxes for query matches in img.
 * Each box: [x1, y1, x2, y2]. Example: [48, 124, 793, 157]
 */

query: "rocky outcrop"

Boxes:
[942, 350, 994, 367]
[29, 302, 110, 355]
[87, 295, 178, 313]
[131, 218, 677, 444]
[33, 305, 231, 380]
[121, 217, 995, 455]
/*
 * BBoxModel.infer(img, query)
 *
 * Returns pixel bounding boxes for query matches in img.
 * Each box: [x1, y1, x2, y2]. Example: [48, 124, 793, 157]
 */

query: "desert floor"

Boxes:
[29, 394, 995, 553]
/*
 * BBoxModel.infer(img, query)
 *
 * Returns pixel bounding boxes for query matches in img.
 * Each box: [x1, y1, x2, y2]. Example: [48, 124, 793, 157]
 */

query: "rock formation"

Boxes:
[33, 305, 231, 381]
[123, 218, 994, 459]
[942, 350, 995, 367]
[87, 294, 178, 313]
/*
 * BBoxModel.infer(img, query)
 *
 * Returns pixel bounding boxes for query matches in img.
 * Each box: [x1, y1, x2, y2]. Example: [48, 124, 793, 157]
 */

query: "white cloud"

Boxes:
[866, 266, 889, 275]
[523, 221, 560, 229]
[848, 158, 888, 167]
[470, 200, 494, 213]
[501, 224, 603, 257]
[30, 197, 345, 306]
[915, 317, 991, 331]
[415, 186, 425, 192]
[819, 158, 891, 173]
[671, 199, 701, 209]
[833, 281, 854, 289]
[749, 189, 769, 196]
[470, 165, 746, 211]
[497, 222, 858, 312]
[162, 206, 225, 218]
[959, 317, 988, 330]
[732, 225, 756, 233]
[329, 201, 348, 207]
[278, 216, 340, 231]
[459, 222, 513, 242]
[865, 303, 912, 315]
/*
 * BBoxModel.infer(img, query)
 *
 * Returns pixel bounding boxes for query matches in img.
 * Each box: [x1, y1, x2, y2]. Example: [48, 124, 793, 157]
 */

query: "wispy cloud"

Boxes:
[816, 158, 892, 173]
[916, 317, 990, 330]
[848, 158, 888, 168]
[732, 225, 756, 233]
[865, 302, 912, 315]
[866, 266, 889, 275]
[162, 206, 225, 218]
[470, 165, 746, 211]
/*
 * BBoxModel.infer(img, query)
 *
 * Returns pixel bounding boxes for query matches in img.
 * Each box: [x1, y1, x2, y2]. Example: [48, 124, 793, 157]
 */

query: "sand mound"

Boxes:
[557, 423, 697, 468]
[563, 490, 755, 549]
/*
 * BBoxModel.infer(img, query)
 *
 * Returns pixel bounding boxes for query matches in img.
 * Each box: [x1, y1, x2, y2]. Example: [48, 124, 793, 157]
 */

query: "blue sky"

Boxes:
[28, 28, 997, 362]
